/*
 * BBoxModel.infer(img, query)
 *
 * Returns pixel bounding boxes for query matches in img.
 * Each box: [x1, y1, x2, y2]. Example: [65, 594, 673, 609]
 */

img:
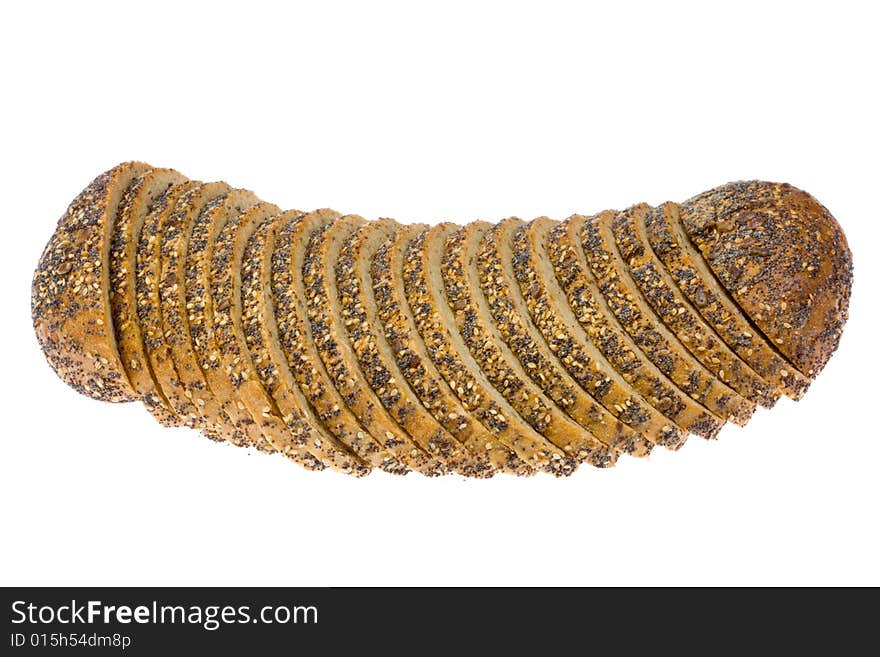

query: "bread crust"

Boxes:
[404, 224, 574, 476]
[612, 205, 779, 408]
[241, 214, 370, 476]
[338, 219, 494, 477]
[111, 169, 189, 426]
[136, 179, 202, 428]
[372, 225, 531, 476]
[547, 217, 720, 440]
[445, 221, 616, 469]
[487, 218, 652, 457]
[212, 202, 331, 471]
[580, 210, 755, 426]
[184, 189, 274, 450]
[678, 181, 852, 378]
[514, 219, 686, 449]
[643, 202, 811, 399]
[159, 183, 255, 446]
[304, 216, 443, 475]
[272, 210, 408, 474]
[33, 162, 151, 402]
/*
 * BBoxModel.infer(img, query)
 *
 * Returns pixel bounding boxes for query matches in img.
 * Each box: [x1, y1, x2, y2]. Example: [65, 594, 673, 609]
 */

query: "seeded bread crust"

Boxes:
[445, 221, 615, 469]
[273, 210, 408, 475]
[304, 216, 442, 476]
[339, 219, 494, 477]
[33, 162, 151, 402]
[212, 203, 328, 471]
[159, 183, 253, 446]
[514, 219, 686, 449]
[678, 181, 852, 378]
[136, 180, 203, 429]
[372, 225, 531, 476]
[404, 224, 574, 476]
[643, 203, 811, 399]
[111, 169, 189, 426]
[612, 205, 779, 408]
[241, 214, 370, 476]
[548, 217, 721, 440]
[185, 189, 274, 451]
[485, 219, 652, 457]
[580, 211, 755, 426]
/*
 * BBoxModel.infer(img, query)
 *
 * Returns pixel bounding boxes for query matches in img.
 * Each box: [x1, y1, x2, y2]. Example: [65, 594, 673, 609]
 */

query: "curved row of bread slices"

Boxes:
[32, 163, 851, 476]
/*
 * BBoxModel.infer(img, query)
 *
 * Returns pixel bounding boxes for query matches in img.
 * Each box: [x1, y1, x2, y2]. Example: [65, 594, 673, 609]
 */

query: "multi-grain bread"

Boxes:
[33, 163, 853, 477]
[242, 213, 370, 476]
[513, 218, 687, 450]
[33, 162, 151, 402]
[677, 182, 852, 378]
[304, 216, 444, 476]
[443, 221, 615, 468]
[111, 169, 189, 426]
[580, 210, 756, 426]
[372, 224, 531, 476]
[211, 201, 327, 471]
[642, 203, 811, 400]
[272, 209, 409, 475]
[159, 182, 250, 445]
[184, 189, 271, 450]
[612, 205, 779, 408]
[546, 216, 721, 440]
[406, 224, 576, 476]
[338, 219, 493, 477]
[137, 179, 201, 430]
[488, 218, 653, 457]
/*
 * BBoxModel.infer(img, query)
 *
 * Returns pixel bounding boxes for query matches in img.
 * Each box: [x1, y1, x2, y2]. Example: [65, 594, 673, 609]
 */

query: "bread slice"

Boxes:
[678, 181, 852, 379]
[372, 224, 531, 476]
[272, 210, 409, 475]
[612, 205, 779, 408]
[184, 189, 277, 451]
[338, 218, 494, 477]
[580, 211, 755, 427]
[303, 215, 444, 476]
[33, 162, 151, 403]
[241, 213, 370, 476]
[404, 224, 575, 476]
[110, 169, 189, 426]
[444, 221, 616, 469]
[136, 179, 204, 430]
[484, 218, 652, 457]
[643, 202, 810, 399]
[514, 218, 689, 448]
[547, 216, 722, 440]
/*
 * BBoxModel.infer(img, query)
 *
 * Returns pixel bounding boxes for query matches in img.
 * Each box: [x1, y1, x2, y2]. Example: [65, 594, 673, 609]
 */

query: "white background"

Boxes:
[1, 1, 877, 586]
